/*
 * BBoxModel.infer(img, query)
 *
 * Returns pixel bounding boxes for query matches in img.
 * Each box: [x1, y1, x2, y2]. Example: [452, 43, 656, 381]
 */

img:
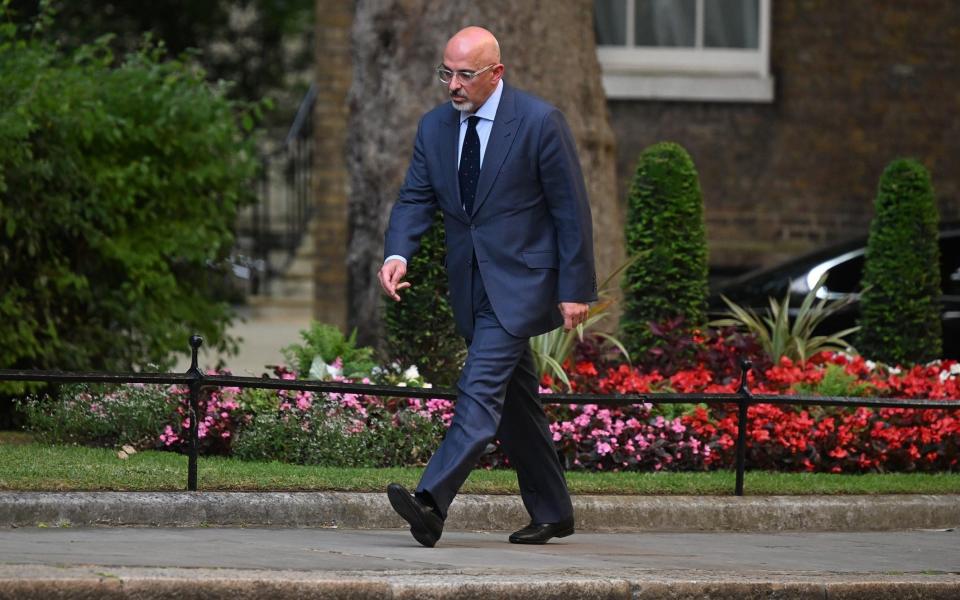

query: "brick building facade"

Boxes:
[608, 0, 959, 274]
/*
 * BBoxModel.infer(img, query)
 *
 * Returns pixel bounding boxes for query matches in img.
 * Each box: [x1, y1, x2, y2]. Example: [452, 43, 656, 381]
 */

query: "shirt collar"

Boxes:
[460, 79, 504, 125]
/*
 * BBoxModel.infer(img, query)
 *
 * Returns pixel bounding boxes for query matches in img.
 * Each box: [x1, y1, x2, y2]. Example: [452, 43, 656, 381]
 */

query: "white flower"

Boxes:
[309, 357, 342, 381]
[950, 363, 960, 375]
[887, 366, 901, 375]
[940, 371, 950, 383]
[865, 360, 877, 371]
[423, 383, 433, 389]
[403, 365, 420, 381]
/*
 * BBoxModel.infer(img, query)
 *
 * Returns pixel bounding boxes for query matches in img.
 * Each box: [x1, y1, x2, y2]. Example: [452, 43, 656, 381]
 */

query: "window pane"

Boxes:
[594, 0, 627, 46]
[704, 0, 759, 48]
[635, 0, 696, 47]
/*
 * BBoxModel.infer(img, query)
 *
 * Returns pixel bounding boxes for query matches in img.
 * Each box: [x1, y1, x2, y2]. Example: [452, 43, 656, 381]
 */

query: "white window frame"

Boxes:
[596, 0, 774, 102]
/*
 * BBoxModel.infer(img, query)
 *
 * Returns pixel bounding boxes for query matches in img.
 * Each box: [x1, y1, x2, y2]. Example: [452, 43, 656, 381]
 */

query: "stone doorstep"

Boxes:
[0, 492, 958, 531]
[1, 567, 959, 600]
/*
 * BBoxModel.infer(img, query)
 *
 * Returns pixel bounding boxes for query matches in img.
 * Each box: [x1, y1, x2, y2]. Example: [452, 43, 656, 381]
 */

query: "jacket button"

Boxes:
[470, 224, 476, 230]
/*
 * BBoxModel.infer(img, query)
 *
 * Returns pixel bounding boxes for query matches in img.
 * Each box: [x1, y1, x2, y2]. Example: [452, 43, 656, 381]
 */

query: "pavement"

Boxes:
[1, 492, 959, 598]
[1, 527, 958, 598]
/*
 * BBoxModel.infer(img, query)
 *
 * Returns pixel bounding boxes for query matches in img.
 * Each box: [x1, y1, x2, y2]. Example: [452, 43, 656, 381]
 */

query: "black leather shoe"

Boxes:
[387, 483, 443, 547]
[508, 517, 575, 544]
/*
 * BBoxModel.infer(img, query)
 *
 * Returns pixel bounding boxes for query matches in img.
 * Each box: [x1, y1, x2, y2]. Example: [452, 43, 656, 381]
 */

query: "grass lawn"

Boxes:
[2, 434, 959, 495]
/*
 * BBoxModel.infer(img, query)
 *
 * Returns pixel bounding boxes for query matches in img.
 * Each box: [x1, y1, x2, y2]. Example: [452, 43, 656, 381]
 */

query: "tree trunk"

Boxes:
[347, 0, 622, 349]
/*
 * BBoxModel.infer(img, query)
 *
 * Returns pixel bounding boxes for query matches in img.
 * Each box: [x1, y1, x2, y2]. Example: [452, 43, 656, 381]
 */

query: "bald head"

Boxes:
[445, 26, 501, 66]
[442, 26, 504, 113]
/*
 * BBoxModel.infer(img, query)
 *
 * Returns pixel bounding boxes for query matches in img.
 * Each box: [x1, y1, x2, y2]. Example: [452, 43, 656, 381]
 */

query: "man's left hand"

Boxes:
[559, 302, 589, 331]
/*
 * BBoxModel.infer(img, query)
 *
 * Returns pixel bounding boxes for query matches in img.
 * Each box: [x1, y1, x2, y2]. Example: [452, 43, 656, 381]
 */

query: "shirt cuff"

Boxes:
[384, 255, 407, 265]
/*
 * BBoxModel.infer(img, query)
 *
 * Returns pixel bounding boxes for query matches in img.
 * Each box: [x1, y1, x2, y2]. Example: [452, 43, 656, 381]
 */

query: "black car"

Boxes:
[707, 223, 960, 359]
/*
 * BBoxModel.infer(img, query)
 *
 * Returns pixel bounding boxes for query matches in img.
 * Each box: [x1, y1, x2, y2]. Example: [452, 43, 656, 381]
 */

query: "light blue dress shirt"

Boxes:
[387, 80, 505, 266]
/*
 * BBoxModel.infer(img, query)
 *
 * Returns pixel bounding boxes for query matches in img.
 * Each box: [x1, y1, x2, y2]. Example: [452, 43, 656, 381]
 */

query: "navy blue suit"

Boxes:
[384, 82, 597, 524]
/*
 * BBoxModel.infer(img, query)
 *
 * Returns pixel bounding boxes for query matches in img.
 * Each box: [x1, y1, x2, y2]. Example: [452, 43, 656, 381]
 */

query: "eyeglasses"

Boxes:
[436, 63, 496, 84]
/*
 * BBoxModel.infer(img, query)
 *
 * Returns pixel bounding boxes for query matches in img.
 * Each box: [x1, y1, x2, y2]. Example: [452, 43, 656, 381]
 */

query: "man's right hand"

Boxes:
[378, 259, 411, 301]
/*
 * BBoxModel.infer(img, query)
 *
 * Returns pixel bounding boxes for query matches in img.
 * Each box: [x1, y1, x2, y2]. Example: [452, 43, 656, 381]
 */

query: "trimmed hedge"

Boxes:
[383, 215, 465, 385]
[857, 159, 942, 364]
[620, 142, 709, 356]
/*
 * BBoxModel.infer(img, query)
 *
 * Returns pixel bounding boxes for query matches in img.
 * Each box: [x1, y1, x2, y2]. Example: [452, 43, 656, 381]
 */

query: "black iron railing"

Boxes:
[2, 335, 959, 495]
[233, 84, 317, 295]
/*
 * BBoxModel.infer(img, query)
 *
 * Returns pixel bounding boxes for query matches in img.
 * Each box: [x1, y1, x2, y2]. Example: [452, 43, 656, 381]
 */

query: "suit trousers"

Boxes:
[415, 261, 573, 524]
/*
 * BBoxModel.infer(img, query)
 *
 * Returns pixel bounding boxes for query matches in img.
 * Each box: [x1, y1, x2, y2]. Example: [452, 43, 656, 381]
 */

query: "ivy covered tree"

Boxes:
[383, 215, 465, 386]
[620, 142, 709, 356]
[857, 159, 941, 365]
[0, 12, 260, 390]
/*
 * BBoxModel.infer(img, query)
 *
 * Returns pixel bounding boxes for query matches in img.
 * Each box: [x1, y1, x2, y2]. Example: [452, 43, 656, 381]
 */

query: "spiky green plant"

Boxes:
[710, 273, 860, 364]
[530, 256, 639, 390]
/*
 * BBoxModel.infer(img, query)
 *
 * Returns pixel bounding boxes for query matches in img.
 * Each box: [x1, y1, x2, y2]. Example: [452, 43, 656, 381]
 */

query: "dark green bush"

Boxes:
[621, 142, 709, 356]
[857, 159, 941, 364]
[383, 215, 465, 386]
[18, 384, 173, 449]
[232, 402, 444, 467]
[0, 14, 260, 390]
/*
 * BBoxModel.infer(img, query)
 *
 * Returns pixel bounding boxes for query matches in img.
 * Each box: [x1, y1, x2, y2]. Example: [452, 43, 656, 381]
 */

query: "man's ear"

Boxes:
[490, 64, 505, 84]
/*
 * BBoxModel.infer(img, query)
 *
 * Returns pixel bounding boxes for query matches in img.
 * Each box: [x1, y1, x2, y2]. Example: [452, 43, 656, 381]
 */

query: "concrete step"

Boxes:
[1, 492, 957, 532]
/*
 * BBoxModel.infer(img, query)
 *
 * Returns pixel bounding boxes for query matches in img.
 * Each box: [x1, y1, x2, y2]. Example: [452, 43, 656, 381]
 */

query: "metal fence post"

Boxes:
[186, 335, 204, 491]
[735, 360, 753, 496]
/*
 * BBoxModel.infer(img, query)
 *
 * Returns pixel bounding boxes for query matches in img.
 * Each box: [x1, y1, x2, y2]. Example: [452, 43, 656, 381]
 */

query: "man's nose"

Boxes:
[448, 78, 461, 94]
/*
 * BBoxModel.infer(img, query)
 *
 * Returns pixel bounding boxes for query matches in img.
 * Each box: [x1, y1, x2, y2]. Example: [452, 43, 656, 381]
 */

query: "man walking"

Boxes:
[378, 26, 597, 547]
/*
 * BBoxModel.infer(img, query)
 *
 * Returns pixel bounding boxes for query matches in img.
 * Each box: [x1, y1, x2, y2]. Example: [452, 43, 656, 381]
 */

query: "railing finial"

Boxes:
[189, 335, 203, 374]
[739, 359, 753, 395]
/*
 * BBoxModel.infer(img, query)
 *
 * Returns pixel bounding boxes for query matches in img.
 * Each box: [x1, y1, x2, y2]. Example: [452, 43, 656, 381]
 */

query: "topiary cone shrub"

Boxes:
[857, 158, 942, 365]
[383, 214, 465, 386]
[621, 141, 709, 358]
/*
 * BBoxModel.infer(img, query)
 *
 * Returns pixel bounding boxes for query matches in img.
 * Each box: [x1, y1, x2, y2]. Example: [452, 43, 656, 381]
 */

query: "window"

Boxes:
[594, 0, 774, 102]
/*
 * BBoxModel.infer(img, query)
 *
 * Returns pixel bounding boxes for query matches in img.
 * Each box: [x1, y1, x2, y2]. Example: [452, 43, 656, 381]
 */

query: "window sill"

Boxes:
[602, 72, 775, 103]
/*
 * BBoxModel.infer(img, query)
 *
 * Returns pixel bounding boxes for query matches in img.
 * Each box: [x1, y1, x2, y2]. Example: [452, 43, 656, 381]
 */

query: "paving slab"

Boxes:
[0, 528, 958, 599]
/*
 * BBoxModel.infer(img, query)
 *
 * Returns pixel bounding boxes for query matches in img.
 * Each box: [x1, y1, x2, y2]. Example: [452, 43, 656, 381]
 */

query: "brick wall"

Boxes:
[609, 0, 960, 272]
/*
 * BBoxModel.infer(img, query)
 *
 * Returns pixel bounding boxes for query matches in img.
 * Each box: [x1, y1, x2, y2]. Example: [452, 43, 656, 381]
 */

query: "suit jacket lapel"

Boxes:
[471, 83, 521, 218]
[440, 106, 468, 224]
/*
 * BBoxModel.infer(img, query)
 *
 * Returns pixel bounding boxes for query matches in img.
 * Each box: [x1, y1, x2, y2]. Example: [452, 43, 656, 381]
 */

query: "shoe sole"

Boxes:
[508, 527, 575, 545]
[387, 486, 439, 548]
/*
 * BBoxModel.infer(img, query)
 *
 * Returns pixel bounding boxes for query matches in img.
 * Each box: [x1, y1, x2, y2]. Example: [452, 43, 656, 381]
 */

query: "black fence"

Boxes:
[3, 335, 959, 496]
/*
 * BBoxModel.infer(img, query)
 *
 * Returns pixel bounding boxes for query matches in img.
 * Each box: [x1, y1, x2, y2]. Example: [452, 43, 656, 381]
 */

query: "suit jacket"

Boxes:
[384, 82, 597, 340]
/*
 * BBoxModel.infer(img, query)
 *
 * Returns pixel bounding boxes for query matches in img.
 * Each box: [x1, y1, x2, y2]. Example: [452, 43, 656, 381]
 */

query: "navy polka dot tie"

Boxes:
[459, 116, 481, 215]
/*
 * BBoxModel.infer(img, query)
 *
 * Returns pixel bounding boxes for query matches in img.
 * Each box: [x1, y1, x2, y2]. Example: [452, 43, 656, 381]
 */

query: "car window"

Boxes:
[941, 234, 960, 296]
[824, 255, 864, 294]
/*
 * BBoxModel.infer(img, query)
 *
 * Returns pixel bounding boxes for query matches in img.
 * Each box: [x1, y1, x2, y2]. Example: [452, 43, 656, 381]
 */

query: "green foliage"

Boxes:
[531, 256, 638, 390]
[7, 0, 314, 126]
[0, 13, 260, 386]
[621, 142, 709, 357]
[282, 322, 376, 379]
[383, 215, 466, 386]
[792, 363, 874, 397]
[857, 159, 941, 365]
[232, 403, 445, 468]
[711, 273, 860, 364]
[18, 384, 173, 449]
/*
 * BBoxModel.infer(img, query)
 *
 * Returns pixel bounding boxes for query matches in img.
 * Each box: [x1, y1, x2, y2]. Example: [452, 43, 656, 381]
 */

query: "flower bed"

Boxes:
[21, 349, 960, 473]
[555, 352, 960, 473]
